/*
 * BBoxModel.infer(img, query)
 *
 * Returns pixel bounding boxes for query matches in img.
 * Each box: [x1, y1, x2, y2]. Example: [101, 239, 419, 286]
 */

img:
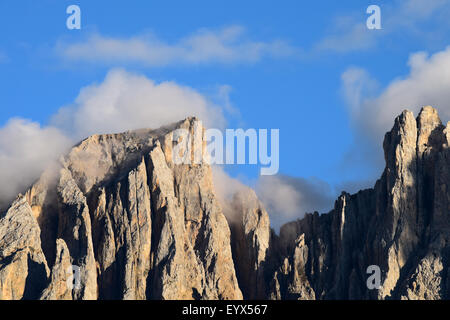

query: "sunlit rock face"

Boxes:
[0, 107, 449, 300]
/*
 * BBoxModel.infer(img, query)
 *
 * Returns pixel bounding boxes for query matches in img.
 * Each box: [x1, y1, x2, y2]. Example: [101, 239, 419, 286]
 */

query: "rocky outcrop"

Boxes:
[272, 106, 449, 300]
[40, 239, 73, 300]
[228, 189, 271, 299]
[0, 107, 448, 300]
[0, 196, 49, 299]
[269, 233, 315, 300]
[1, 118, 243, 300]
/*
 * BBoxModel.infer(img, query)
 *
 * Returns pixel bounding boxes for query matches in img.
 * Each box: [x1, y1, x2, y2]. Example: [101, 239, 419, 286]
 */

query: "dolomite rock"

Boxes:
[270, 106, 450, 300]
[269, 234, 315, 300]
[0, 108, 448, 300]
[40, 239, 73, 300]
[0, 196, 49, 299]
[228, 189, 271, 299]
[149, 135, 242, 300]
[1, 118, 242, 300]
[90, 157, 152, 300]
[56, 167, 98, 300]
[401, 252, 444, 300]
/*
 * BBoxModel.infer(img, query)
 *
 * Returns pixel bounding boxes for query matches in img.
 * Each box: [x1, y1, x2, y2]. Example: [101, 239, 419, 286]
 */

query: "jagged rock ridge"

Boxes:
[272, 106, 450, 300]
[0, 106, 449, 300]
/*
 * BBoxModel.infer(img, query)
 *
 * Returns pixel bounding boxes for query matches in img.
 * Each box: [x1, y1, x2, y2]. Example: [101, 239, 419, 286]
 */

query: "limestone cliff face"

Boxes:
[0, 107, 448, 300]
[272, 106, 450, 300]
[1, 119, 242, 300]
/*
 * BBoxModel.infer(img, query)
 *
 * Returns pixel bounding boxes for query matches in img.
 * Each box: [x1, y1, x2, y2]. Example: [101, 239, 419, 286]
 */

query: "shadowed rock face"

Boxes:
[272, 106, 450, 300]
[0, 107, 449, 300]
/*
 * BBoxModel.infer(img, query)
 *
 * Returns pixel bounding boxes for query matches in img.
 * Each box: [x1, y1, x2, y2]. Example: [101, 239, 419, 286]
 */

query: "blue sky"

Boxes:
[1, 1, 450, 228]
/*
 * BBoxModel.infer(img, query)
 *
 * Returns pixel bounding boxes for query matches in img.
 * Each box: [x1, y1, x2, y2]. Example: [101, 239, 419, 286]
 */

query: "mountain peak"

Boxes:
[0, 109, 449, 300]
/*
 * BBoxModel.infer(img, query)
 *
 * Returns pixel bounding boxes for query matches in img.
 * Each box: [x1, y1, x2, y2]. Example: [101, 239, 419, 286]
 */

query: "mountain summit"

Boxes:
[0, 107, 449, 300]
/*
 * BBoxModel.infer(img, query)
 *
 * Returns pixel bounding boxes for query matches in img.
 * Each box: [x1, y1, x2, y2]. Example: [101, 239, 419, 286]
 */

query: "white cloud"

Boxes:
[213, 165, 375, 233]
[337, 46, 450, 181]
[255, 175, 335, 232]
[396, 0, 449, 24]
[212, 167, 335, 232]
[0, 69, 229, 205]
[51, 69, 226, 139]
[211, 166, 250, 223]
[0, 119, 70, 207]
[315, 0, 450, 53]
[342, 47, 450, 143]
[213, 44, 450, 232]
[56, 26, 297, 67]
[315, 20, 379, 53]
[213, 163, 374, 233]
[212, 166, 248, 204]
